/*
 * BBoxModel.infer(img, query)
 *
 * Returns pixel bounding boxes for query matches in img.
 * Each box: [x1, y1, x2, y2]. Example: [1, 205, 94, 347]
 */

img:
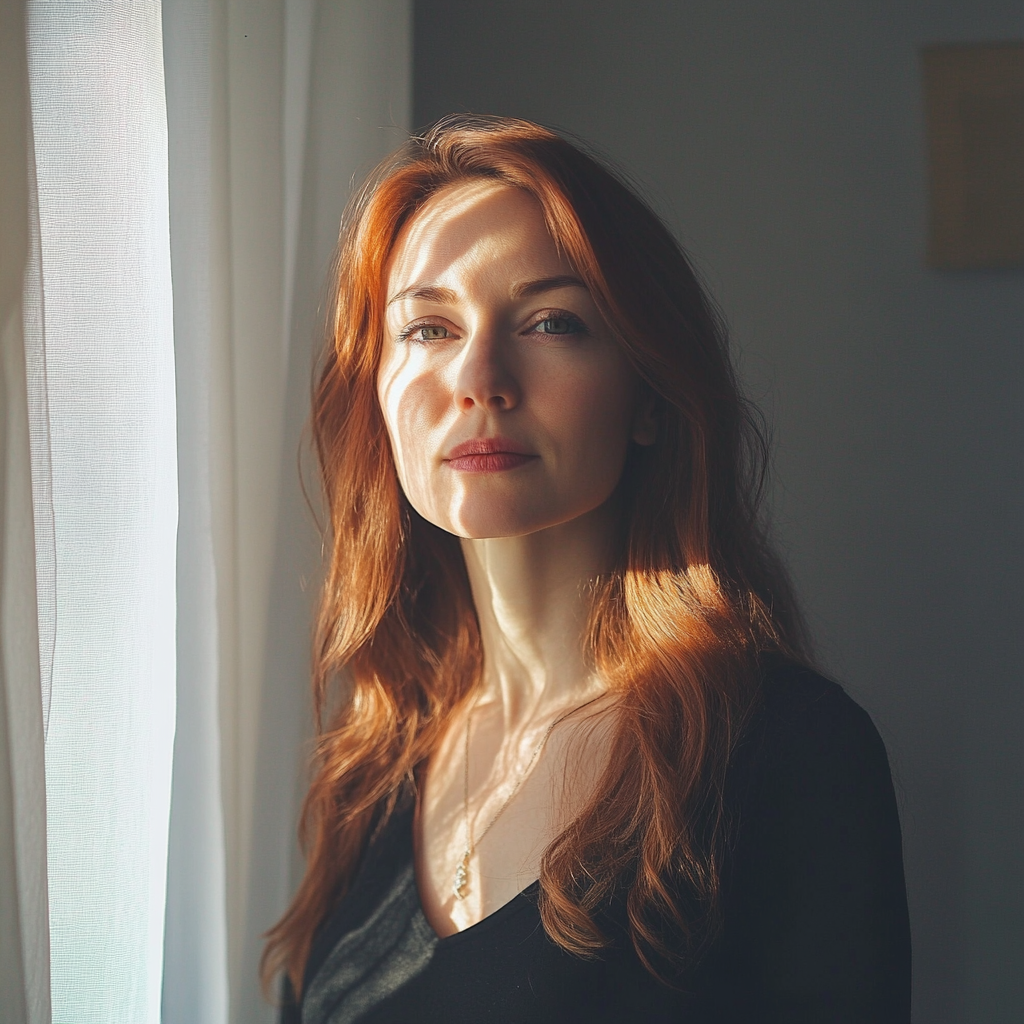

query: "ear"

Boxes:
[630, 386, 657, 446]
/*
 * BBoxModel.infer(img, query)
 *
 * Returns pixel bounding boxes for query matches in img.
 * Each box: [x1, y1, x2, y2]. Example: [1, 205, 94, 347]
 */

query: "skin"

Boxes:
[378, 181, 655, 936]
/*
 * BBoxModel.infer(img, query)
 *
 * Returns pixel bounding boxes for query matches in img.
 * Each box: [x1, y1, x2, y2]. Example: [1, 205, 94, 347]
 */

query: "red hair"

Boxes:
[262, 115, 808, 996]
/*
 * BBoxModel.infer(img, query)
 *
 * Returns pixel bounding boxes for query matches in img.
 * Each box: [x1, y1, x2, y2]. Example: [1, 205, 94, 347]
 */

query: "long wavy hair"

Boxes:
[262, 114, 808, 997]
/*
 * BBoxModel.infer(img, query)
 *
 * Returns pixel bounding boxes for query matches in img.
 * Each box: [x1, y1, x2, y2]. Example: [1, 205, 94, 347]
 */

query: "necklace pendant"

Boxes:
[452, 851, 469, 901]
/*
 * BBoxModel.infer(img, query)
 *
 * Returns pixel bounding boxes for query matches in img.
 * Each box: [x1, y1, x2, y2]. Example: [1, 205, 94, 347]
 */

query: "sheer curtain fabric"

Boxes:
[23, 2, 178, 1022]
[162, 2, 410, 1021]
[1, 4, 49, 1018]
[1, 0, 410, 1022]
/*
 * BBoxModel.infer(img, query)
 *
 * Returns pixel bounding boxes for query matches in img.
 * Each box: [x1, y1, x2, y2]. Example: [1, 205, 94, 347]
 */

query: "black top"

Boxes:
[282, 660, 911, 1023]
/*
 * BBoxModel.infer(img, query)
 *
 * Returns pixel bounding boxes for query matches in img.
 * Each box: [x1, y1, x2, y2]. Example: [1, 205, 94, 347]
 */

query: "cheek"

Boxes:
[538, 362, 638, 484]
[377, 355, 453, 509]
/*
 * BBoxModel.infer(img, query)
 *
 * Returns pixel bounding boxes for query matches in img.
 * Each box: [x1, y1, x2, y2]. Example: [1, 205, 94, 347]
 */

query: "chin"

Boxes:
[408, 479, 620, 541]
[444, 513, 547, 541]
[412, 492, 545, 540]
[441, 494, 612, 542]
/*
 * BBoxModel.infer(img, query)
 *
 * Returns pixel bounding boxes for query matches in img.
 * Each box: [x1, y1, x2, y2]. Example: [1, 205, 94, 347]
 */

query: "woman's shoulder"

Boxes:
[757, 651, 868, 719]
[727, 651, 904, 872]
[749, 652, 891, 774]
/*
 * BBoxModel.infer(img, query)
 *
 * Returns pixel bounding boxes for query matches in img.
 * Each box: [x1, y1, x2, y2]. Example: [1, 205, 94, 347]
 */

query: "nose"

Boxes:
[453, 329, 521, 412]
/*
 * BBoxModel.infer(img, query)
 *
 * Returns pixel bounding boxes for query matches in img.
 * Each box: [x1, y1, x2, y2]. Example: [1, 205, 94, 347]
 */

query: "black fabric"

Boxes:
[281, 660, 912, 1023]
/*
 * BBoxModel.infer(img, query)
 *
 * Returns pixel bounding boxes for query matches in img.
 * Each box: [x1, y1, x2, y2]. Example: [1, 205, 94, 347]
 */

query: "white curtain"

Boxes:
[0, 0, 411, 1021]
[1, 5, 50, 1021]
[24, 3, 179, 1023]
[162, 3, 410, 1020]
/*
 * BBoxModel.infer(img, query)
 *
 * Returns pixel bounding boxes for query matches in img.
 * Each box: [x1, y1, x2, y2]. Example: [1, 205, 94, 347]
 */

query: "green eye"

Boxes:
[418, 325, 449, 341]
[536, 316, 580, 335]
[399, 323, 451, 343]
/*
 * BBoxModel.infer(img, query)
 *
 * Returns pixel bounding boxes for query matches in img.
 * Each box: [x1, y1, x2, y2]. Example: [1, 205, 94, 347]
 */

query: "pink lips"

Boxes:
[444, 437, 537, 473]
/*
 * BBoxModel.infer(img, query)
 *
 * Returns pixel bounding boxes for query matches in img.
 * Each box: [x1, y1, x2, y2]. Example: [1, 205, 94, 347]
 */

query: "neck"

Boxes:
[460, 499, 619, 723]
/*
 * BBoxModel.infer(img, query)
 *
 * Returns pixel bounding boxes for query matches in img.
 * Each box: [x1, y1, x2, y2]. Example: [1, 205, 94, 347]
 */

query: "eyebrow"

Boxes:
[387, 284, 457, 307]
[511, 275, 588, 299]
[386, 275, 588, 307]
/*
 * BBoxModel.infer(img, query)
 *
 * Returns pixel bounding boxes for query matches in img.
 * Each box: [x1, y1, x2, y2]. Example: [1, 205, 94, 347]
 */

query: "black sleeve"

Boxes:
[279, 974, 300, 1024]
[721, 667, 912, 1023]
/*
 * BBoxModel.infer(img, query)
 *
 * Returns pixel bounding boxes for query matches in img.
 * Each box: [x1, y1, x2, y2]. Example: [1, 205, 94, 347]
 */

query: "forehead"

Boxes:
[385, 181, 572, 298]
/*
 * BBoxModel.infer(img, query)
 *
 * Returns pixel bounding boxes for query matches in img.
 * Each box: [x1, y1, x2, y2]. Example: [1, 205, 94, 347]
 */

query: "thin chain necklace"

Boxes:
[452, 694, 601, 901]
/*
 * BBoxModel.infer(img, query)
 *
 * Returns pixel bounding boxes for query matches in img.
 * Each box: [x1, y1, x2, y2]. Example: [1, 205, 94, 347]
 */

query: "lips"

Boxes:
[444, 437, 537, 473]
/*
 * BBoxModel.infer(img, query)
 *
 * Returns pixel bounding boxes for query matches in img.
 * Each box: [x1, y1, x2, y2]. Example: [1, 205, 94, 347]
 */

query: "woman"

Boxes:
[266, 115, 911, 1023]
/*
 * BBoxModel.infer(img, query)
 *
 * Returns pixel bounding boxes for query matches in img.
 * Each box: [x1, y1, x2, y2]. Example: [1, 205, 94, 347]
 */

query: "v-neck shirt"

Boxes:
[282, 660, 912, 1023]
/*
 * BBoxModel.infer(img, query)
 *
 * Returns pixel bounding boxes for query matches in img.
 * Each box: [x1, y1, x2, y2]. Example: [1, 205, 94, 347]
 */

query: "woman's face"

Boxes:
[378, 181, 653, 540]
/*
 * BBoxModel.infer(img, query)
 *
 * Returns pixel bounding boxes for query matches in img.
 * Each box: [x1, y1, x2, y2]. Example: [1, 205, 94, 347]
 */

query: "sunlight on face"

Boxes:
[377, 181, 653, 540]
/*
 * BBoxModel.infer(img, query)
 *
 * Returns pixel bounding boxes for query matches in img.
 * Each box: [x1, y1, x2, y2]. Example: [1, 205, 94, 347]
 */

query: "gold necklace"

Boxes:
[452, 695, 601, 901]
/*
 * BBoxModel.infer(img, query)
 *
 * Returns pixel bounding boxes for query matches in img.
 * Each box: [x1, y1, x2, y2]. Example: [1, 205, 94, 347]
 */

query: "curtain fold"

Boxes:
[161, 0, 232, 1020]
[1, 289, 50, 1024]
[2, 2, 411, 1020]
[0, 4, 50, 1016]
[24, 2, 179, 1021]
[162, 2, 411, 1021]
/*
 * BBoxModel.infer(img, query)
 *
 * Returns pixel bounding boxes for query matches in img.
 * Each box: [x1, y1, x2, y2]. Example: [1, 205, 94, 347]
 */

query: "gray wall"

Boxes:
[413, 2, 1023, 1020]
